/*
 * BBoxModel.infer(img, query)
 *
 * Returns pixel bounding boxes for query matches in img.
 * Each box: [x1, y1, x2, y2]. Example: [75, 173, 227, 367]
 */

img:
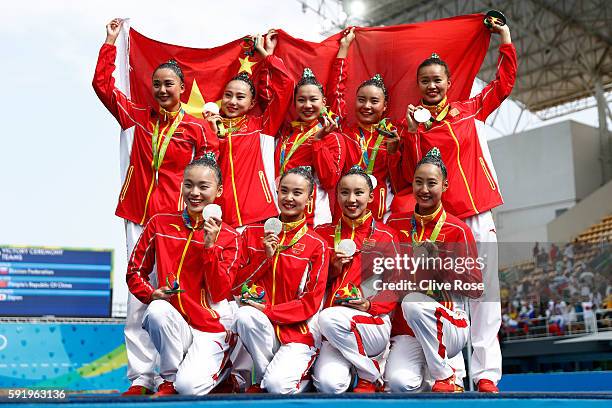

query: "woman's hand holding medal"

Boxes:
[204, 113, 223, 135]
[262, 231, 280, 258]
[203, 217, 222, 249]
[414, 240, 439, 259]
[405, 104, 420, 132]
[331, 239, 357, 277]
[330, 251, 353, 278]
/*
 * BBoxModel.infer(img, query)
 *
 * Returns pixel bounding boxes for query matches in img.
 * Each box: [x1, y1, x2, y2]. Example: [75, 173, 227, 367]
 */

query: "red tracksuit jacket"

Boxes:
[93, 44, 219, 225]
[327, 58, 403, 221]
[396, 44, 517, 219]
[126, 211, 240, 332]
[233, 219, 329, 346]
[386, 205, 482, 336]
[216, 55, 294, 228]
[315, 211, 400, 317]
[275, 120, 345, 225]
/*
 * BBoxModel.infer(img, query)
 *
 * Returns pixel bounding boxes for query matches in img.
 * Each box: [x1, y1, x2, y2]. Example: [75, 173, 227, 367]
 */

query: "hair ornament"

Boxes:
[425, 147, 442, 160]
[302, 68, 316, 79]
[203, 152, 217, 163]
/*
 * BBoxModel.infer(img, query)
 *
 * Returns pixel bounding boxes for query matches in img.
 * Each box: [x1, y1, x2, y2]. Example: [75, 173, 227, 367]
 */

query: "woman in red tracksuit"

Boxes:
[93, 18, 218, 396]
[206, 30, 294, 229]
[385, 148, 482, 393]
[93, 18, 218, 237]
[313, 166, 400, 393]
[232, 167, 329, 394]
[126, 155, 240, 395]
[327, 28, 402, 222]
[396, 20, 516, 393]
[275, 68, 345, 226]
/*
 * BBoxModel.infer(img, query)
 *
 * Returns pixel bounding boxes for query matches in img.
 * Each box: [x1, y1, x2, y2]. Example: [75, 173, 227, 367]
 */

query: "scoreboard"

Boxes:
[0, 246, 112, 317]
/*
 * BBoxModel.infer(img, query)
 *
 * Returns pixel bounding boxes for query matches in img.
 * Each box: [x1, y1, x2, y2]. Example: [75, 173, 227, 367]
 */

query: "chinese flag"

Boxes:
[125, 14, 490, 125]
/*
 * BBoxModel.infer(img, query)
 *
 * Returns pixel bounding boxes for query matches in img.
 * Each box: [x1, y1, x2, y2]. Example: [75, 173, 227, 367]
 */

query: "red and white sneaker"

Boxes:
[154, 381, 178, 396]
[122, 385, 154, 396]
[432, 374, 462, 393]
[477, 379, 499, 393]
[353, 378, 379, 393]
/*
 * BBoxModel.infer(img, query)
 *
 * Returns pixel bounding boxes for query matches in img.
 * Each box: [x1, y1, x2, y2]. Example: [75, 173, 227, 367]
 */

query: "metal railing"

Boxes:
[502, 308, 612, 342]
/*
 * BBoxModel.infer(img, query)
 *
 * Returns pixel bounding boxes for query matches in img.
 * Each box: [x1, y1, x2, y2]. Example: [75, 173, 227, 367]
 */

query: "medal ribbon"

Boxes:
[410, 209, 447, 246]
[152, 108, 184, 175]
[277, 224, 309, 253]
[181, 208, 203, 231]
[280, 124, 321, 175]
[334, 211, 374, 251]
[218, 116, 246, 137]
[421, 97, 450, 130]
[357, 128, 385, 175]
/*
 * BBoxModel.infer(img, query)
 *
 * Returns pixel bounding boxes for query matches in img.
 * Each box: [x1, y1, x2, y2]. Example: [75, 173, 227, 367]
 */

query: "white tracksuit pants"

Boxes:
[384, 335, 466, 392]
[396, 292, 469, 383]
[313, 306, 391, 393]
[232, 306, 318, 394]
[142, 300, 230, 395]
[125, 221, 159, 389]
[221, 300, 253, 392]
[465, 211, 502, 385]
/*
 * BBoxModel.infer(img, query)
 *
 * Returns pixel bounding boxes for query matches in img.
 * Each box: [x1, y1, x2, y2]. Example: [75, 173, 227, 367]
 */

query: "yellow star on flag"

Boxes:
[184, 78, 206, 118]
[238, 56, 257, 74]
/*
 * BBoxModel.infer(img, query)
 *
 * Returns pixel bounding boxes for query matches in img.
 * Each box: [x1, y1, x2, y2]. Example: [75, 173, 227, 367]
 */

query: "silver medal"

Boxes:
[337, 239, 357, 257]
[413, 108, 432, 123]
[264, 217, 283, 236]
[202, 204, 222, 221]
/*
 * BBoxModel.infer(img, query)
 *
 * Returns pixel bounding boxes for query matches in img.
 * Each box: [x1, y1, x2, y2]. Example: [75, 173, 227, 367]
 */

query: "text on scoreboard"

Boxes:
[0, 246, 112, 317]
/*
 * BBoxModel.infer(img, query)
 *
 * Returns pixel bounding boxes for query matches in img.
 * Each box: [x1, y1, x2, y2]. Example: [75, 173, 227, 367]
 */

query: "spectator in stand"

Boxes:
[564, 242, 574, 271]
[581, 297, 597, 333]
[567, 301, 578, 333]
[538, 247, 548, 268]
[549, 243, 559, 264]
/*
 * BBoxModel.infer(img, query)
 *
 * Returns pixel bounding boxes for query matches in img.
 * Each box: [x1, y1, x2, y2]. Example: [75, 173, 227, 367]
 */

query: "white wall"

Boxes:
[571, 121, 604, 200]
[489, 120, 601, 266]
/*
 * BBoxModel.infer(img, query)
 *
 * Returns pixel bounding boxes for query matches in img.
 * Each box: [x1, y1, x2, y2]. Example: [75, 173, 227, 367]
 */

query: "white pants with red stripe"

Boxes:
[222, 300, 253, 392]
[313, 306, 391, 393]
[384, 335, 432, 392]
[125, 221, 159, 389]
[232, 306, 318, 394]
[142, 300, 230, 395]
[399, 292, 469, 382]
[449, 351, 466, 388]
[384, 336, 466, 392]
[465, 211, 502, 385]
